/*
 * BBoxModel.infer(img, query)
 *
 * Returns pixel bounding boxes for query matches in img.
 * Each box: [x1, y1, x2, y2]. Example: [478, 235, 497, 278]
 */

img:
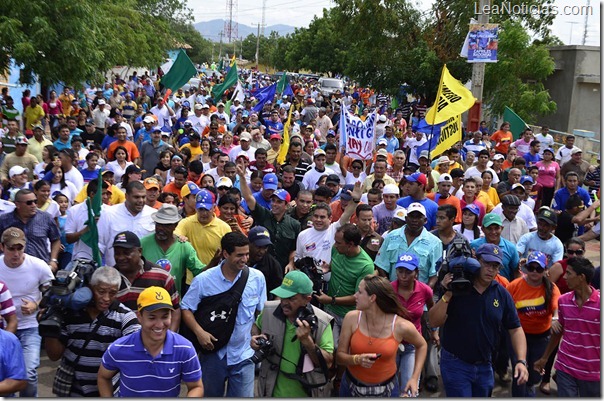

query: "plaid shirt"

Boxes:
[386, 165, 404, 183]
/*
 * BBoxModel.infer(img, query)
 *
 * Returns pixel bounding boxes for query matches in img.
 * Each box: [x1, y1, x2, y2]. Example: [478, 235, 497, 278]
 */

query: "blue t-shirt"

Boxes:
[0, 329, 27, 389]
[552, 187, 592, 212]
[100, 135, 118, 151]
[516, 231, 564, 268]
[79, 167, 101, 183]
[396, 196, 439, 230]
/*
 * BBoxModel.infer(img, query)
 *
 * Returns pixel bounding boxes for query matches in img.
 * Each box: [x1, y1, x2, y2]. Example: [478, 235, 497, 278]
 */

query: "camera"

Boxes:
[294, 305, 317, 330]
[294, 257, 328, 294]
[38, 259, 98, 338]
[251, 337, 274, 364]
[438, 238, 479, 295]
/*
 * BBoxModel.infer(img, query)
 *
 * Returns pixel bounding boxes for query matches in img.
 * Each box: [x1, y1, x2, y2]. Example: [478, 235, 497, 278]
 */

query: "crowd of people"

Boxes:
[0, 69, 600, 398]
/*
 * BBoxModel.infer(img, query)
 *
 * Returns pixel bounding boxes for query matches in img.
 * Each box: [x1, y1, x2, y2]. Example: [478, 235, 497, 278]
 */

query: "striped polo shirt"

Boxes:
[555, 287, 600, 381]
[101, 330, 202, 397]
[116, 259, 180, 312]
[0, 280, 16, 330]
[57, 301, 140, 396]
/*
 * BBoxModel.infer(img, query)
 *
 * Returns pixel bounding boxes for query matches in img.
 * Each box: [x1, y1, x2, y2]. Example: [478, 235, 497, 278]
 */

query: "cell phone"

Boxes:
[369, 353, 382, 361]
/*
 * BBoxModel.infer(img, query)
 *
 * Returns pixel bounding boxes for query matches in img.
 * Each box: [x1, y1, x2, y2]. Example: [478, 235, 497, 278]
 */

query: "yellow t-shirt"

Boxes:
[179, 143, 203, 158]
[24, 105, 45, 129]
[175, 215, 232, 284]
[74, 184, 125, 205]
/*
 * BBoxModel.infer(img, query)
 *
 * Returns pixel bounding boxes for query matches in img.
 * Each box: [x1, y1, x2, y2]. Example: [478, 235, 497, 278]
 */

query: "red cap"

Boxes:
[270, 134, 282, 141]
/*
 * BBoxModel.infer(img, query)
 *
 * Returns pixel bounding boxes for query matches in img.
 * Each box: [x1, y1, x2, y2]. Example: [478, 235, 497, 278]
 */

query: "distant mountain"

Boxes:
[194, 19, 296, 41]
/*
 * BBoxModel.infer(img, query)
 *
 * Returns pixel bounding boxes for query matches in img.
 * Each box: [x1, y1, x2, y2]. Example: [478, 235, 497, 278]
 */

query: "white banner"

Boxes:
[340, 108, 377, 160]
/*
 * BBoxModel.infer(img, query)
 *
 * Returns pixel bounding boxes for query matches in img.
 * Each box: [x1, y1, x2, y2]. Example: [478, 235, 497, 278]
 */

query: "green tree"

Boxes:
[483, 20, 556, 122]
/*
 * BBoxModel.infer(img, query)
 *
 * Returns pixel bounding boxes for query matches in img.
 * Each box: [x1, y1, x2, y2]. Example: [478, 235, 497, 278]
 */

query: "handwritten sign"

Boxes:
[340, 109, 377, 160]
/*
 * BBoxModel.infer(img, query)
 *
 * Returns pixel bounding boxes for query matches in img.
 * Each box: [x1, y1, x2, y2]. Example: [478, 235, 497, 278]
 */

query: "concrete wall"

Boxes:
[540, 45, 600, 140]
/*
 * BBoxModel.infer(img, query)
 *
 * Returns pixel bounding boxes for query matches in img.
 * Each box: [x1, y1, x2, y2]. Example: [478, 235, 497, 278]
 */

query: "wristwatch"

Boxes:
[331, 296, 337, 305]
[516, 359, 527, 367]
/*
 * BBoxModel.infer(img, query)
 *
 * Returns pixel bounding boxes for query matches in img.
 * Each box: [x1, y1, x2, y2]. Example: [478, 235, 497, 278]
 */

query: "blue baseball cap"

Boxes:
[476, 243, 503, 265]
[271, 189, 291, 202]
[395, 253, 419, 270]
[527, 251, 547, 269]
[463, 203, 480, 216]
[263, 173, 278, 190]
[326, 129, 336, 137]
[248, 226, 273, 246]
[340, 184, 355, 201]
[404, 172, 427, 186]
[195, 189, 215, 210]
[181, 182, 201, 198]
[520, 175, 534, 184]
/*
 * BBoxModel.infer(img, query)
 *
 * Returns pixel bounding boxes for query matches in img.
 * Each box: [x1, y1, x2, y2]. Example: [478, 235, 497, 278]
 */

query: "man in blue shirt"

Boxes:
[397, 172, 439, 229]
[0, 329, 27, 396]
[98, 286, 203, 397]
[552, 171, 592, 212]
[181, 232, 267, 397]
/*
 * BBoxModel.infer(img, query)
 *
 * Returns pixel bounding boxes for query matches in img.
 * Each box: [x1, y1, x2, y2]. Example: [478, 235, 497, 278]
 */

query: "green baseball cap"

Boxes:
[482, 213, 503, 227]
[270, 271, 313, 299]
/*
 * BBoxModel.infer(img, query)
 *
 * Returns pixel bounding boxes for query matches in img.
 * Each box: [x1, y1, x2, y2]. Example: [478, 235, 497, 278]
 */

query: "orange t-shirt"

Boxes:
[162, 182, 184, 200]
[107, 140, 140, 162]
[506, 277, 561, 334]
[426, 193, 462, 223]
[495, 274, 509, 288]
[329, 200, 359, 224]
[490, 130, 514, 155]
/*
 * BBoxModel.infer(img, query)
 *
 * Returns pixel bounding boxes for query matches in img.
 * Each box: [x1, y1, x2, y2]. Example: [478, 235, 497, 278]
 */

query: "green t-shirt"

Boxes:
[140, 234, 206, 295]
[325, 247, 375, 318]
[255, 313, 334, 397]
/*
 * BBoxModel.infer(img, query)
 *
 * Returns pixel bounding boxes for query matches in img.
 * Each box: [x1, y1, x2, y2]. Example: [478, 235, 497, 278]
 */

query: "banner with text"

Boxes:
[466, 23, 499, 63]
[340, 108, 377, 160]
[415, 115, 462, 159]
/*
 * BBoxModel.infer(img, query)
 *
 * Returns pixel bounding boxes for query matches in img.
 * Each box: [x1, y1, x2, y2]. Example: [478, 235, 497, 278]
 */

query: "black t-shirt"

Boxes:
[81, 129, 105, 147]
[554, 211, 577, 246]
[252, 252, 283, 301]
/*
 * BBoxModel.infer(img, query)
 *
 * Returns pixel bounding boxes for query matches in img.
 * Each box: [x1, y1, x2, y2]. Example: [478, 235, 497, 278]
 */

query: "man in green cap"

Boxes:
[470, 213, 520, 281]
[252, 271, 334, 398]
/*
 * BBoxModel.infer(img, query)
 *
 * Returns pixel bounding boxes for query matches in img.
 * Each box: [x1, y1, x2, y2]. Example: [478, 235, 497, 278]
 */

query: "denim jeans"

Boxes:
[199, 352, 255, 397]
[15, 327, 41, 397]
[396, 344, 419, 392]
[511, 333, 549, 397]
[556, 370, 601, 397]
[440, 348, 494, 397]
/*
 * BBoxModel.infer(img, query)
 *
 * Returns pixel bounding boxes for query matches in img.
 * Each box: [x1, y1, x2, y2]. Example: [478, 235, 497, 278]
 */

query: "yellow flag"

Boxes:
[432, 115, 462, 157]
[230, 54, 236, 66]
[277, 105, 294, 164]
[425, 64, 476, 125]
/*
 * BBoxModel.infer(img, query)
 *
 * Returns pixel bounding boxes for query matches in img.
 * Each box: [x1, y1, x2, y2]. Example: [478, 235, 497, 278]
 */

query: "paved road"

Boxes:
[37, 240, 599, 397]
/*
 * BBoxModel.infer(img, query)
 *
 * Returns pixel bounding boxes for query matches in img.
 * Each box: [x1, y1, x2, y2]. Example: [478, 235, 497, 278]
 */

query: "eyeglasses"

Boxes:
[525, 264, 545, 273]
[566, 249, 584, 256]
[18, 199, 37, 205]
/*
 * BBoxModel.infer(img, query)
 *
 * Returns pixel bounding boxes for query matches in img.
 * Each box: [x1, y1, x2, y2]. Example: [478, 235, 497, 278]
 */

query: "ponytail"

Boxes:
[542, 275, 553, 312]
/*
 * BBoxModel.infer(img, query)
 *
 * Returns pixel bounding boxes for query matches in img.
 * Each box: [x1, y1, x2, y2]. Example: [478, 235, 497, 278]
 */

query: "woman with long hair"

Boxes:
[219, 132, 235, 155]
[337, 275, 427, 397]
[490, 121, 514, 156]
[34, 144, 58, 179]
[538, 237, 584, 394]
[106, 146, 133, 183]
[535, 148, 560, 208]
[216, 195, 249, 235]
[45, 164, 78, 205]
[79, 152, 101, 183]
[154, 149, 173, 182]
[506, 251, 561, 397]
[34, 179, 60, 219]
[200, 138, 213, 165]
[76, 108, 89, 131]
[453, 204, 483, 242]
[46, 90, 63, 128]
[166, 153, 184, 183]
[481, 170, 500, 206]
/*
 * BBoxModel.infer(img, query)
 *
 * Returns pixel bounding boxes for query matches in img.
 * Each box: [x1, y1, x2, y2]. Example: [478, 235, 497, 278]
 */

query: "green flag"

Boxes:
[161, 49, 198, 92]
[503, 106, 529, 139]
[390, 97, 399, 110]
[276, 73, 289, 95]
[81, 169, 103, 266]
[212, 62, 238, 103]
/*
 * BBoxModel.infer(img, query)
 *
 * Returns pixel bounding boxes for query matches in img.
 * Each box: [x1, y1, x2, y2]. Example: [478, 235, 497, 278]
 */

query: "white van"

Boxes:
[318, 77, 344, 96]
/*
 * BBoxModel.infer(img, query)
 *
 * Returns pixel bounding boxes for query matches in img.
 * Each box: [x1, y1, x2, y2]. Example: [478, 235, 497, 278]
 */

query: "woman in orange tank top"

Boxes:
[336, 275, 427, 397]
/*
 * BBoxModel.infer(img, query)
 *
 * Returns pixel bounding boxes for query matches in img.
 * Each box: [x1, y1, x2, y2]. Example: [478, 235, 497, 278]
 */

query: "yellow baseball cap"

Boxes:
[137, 286, 174, 312]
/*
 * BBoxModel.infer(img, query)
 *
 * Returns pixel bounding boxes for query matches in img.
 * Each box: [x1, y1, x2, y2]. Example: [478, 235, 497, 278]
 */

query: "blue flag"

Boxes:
[414, 118, 444, 160]
[252, 83, 277, 113]
[283, 84, 294, 98]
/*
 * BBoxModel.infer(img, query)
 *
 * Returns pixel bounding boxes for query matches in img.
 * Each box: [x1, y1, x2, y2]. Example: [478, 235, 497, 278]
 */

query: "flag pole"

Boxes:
[427, 65, 446, 162]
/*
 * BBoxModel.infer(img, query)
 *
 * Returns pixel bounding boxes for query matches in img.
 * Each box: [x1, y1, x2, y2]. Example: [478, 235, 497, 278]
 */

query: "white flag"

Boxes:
[231, 80, 246, 103]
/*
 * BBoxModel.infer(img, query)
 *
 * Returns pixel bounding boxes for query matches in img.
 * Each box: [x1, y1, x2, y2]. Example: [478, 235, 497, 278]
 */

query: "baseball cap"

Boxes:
[404, 172, 427, 186]
[240, 132, 252, 142]
[201, 104, 210, 109]
[269, 134, 282, 141]
[1, 227, 26, 247]
[527, 251, 547, 269]
[438, 173, 452, 184]
[143, 177, 161, 190]
[462, 203, 480, 216]
[476, 243, 503, 265]
[195, 189, 215, 210]
[313, 149, 326, 158]
[9, 166, 28, 178]
[339, 184, 355, 201]
[376, 148, 389, 158]
[143, 116, 155, 124]
[511, 183, 526, 192]
[183, 120, 193, 126]
[236, 151, 250, 160]
[326, 129, 336, 137]
[437, 156, 452, 165]
[418, 150, 429, 160]
[180, 181, 200, 198]
[33, 124, 44, 131]
[570, 148, 583, 155]
[137, 286, 174, 313]
[216, 177, 233, 189]
[501, 194, 521, 206]
[15, 136, 28, 145]
[112, 231, 141, 248]
[271, 189, 291, 202]
[395, 253, 419, 270]
[377, 138, 388, 146]
[537, 208, 557, 225]
[325, 174, 340, 185]
[392, 208, 407, 222]
[97, 99, 106, 105]
[248, 226, 273, 247]
[270, 271, 313, 299]
[151, 204, 182, 225]
[520, 175, 534, 184]
[482, 213, 503, 227]
[383, 184, 399, 195]
[152, 126, 162, 133]
[378, 115, 387, 122]
[217, 102, 225, 107]
[543, 148, 554, 155]
[189, 132, 201, 140]
[194, 103, 203, 110]
[263, 173, 279, 190]
[407, 202, 426, 217]
[493, 153, 505, 161]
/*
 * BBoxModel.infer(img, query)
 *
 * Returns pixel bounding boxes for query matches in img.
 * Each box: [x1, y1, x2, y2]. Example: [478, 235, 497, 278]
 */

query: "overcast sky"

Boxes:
[188, 0, 600, 46]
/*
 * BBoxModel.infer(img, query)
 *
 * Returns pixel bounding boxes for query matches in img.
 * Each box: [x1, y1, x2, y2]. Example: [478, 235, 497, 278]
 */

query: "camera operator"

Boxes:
[44, 266, 141, 397]
[428, 243, 529, 396]
[252, 271, 334, 397]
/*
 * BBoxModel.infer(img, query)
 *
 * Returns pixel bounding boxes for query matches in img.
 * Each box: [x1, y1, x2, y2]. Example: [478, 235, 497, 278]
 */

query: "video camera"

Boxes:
[38, 259, 98, 338]
[294, 257, 328, 295]
[438, 237, 479, 295]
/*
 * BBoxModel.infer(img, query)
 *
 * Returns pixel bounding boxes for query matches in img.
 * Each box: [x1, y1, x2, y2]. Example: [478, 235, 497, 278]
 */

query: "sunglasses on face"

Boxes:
[18, 199, 37, 205]
[566, 249, 584, 256]
[525, 264, 545, 273]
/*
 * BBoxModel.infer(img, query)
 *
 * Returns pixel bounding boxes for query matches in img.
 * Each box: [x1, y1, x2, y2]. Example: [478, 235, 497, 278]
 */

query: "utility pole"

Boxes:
[255, 23, 261, 67]
[218, 31, 224, 60]
[582, 0, 590, 45]
[261, 0, 267, 37]
[240, 36, 243, 60]
[470, 0, 489, 112]
[567, 21, 579, 44]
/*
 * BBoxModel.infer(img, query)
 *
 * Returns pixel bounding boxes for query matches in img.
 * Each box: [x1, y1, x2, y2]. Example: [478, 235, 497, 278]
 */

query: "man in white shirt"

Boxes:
[188, 103, 211, 133]
[228, 132, 257, 162]
[534, 126, 554, 156]
[302, 149, 335, 191]
[555, 135, 580, 166]
[492, 194, 532, 243]
[91, 100, 110, 131]
[406, 131, 427, 167]
[150, 98, 175, 129]
[97, 181, 155, 267]
[211, 102, 230, 125]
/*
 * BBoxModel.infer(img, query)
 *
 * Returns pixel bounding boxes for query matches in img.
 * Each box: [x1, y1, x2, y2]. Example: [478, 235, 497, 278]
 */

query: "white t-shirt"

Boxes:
[50, 181, 79, 205]
[464, 166, 500, 185]
[453, 224, 484, 242]
[302, 166, 336, 191]
[63, 167, 85, 192]
[295, 221, 341, 264]
[0, 254, 54, 330]
[534, 133, 554, 155]
[345, 171, 367, 186]
[65, 202, 110, 261]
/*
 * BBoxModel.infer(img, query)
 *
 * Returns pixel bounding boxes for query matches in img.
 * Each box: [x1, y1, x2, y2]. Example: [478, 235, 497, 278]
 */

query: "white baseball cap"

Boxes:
[9, 166, 29, 178]
[438, 173, 452, 183]
[382, 184, 399, 195]
[407, 202, 427, 217]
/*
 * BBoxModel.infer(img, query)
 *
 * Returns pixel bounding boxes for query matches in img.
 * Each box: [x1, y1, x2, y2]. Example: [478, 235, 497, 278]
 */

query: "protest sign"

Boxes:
[466, 23, 499, 63]
[340, 108, 377, 160]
